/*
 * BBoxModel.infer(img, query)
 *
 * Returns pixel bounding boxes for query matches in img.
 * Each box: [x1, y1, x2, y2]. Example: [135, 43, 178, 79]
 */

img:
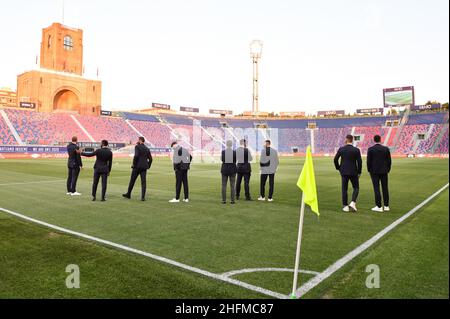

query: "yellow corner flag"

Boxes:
[296, 145, 319, 216]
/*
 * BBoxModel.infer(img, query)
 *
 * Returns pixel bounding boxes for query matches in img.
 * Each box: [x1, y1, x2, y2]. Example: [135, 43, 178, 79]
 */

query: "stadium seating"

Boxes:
[121, 112, 159, 122]
[415, 124, 443, 154]
[75, 115, 138, 143]
[0, 116, 17, 145]
[353, 126, 388, 153]
[128, 120, 172, 147]
[0, 109, 448, 155]
[407, 112, 448, 125]
[395, 124, 429, 154]
[385, 127, 398, 147]
[314, 127, 352, 154]
[160, 114, 195, 126]
[279, 128, 311, 152]
[435, 126, 449, 154]
[169, 124, 195, 149]
[4, 109, 89, 144]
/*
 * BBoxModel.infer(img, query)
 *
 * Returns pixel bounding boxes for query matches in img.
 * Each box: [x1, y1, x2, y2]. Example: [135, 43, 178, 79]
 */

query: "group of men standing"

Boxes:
[67, 134, 391, 212]
[66, 136, 280, 204]
[334, 134, 392, 212]
[220, 139, 279, 204]
[66, 136, 114, 201]
[66, 137, 193, 203]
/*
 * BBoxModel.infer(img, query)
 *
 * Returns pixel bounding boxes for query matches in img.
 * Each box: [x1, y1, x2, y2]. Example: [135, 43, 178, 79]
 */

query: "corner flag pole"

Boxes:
[291, 192, 306, 298]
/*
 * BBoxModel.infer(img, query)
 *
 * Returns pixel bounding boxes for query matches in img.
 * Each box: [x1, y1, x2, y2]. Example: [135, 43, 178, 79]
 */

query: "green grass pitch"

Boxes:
[0, 156, 448, 298]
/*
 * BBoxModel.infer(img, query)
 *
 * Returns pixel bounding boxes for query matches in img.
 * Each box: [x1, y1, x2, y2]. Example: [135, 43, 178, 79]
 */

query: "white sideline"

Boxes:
[295, 182, 449, 298]
[222, 267, 320, 278]
[0, 207, 287, 299]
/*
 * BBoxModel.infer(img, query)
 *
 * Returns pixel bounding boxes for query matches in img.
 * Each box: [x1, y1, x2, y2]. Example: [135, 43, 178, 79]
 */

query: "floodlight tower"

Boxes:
[250, 40, 263, 116]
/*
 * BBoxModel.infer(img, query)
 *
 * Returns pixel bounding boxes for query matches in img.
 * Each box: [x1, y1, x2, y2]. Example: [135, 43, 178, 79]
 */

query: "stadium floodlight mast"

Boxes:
[250, 40, 263, 117]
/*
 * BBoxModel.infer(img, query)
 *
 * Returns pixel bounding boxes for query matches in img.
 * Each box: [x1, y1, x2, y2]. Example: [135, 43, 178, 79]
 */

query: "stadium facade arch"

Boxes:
[16, 23, 101, 115]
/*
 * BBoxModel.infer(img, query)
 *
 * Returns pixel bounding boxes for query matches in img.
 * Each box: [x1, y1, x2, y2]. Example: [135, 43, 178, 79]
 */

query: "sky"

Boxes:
[0, 0, 448, 115]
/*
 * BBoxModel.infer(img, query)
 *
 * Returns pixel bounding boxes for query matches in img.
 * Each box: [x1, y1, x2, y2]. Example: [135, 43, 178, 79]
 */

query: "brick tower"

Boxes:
[16, 23, 101, 115]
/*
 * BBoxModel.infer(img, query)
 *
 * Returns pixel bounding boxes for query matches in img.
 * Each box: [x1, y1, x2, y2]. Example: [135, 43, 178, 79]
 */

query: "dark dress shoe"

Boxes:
[92, 197, 96, 201]
[101, 198, 106, 202]
[122, 194, 131, 199]
[231, 201, 236, 204]
[141, 198, 146, 201]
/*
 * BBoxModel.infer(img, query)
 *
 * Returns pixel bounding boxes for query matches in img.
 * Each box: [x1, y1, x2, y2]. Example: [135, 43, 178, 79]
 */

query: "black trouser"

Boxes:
[126, 168, 147, 199]
[175, 170, 189, 200]
[67, 167, 80, 193]
[260, 174, 275, 199]
[222, 174, 236, 202]
[341, 175, 359, 206]
[370, 173, 389, 207]
[236, 172, 251, 199]
[92, 170, 108, 199]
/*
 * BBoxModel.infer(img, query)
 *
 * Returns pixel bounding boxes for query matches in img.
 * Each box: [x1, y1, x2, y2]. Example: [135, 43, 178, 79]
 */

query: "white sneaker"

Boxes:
[183, 199, 189, 203]
[169, 198, 180, 203]
[342, 206, 350, 212]
[371, 206, 383, 212]
[258, 197, 266, 201]
[66, 192, 72, 195]
[349, 201, 357, 212]
[268, 198, 274, 202]
[384, 206, 390, 211]
[71, 192, 81, 196]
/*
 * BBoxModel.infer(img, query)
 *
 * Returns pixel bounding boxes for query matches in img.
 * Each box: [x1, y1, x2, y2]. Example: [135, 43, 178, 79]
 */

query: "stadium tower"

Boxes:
[16, 23, 101, 115]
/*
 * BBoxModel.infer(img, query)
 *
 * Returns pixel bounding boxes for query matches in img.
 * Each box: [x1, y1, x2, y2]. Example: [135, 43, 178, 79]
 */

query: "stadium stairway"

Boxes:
[431, 113, 449, 154]
[391, 108, 411, 152]
[385, 127, 398, 147]
[124, 119, 155, 147]
[70, 115, 96, 142]
[157, 116, 197, 150]
[412, 124, 433, 153]
[383, 126, 393, 146]
[0, 109, 24, 145]
[196, 122, 226, 148]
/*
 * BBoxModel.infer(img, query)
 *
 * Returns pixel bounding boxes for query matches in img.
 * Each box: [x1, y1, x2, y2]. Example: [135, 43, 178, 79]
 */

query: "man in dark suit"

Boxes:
[123, 137, 153, 201]
[334, 134, 362, 212]
[367, 135, 392, 212]
[221, 140, 237, 204]
[66, 136, 83, 196]
[236, 139, 253, 201]
[258, 140, 279, 202]
[169, 141, 192, 203]
[78, 140, 113, 201]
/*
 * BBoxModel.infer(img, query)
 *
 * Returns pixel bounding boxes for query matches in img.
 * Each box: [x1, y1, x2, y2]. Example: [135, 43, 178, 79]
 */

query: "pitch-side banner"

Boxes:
[209, 109, 233, 115]
[19, 102, 36, 109]
[180, 106, 200, 113]
[0, 146, 67, 153]
[280, 111, 306, 117]
[0, 145, 171, 154]
[317, 110, 345, 117]
[411, 104, 441, 111]
[152, 102, 171, 110]
[356, 108, 384, 114]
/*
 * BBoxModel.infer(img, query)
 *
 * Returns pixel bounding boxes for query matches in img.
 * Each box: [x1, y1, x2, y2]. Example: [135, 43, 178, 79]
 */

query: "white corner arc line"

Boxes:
[0, 207, 287, 299]
[222, 268, 320, 278]
[296, 182, 449, 298]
